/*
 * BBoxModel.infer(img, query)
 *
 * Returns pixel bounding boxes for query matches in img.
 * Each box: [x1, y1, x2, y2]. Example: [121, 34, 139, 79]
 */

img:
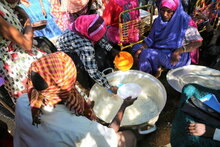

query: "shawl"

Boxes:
[144, 0, 190, 51]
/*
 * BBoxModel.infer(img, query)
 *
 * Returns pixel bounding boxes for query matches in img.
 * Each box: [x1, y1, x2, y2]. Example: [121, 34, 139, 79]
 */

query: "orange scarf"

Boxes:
[27, 52, 94, 117]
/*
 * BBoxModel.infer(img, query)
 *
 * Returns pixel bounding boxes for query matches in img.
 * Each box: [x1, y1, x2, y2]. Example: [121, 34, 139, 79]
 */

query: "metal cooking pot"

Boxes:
[89, 69, 167, 133]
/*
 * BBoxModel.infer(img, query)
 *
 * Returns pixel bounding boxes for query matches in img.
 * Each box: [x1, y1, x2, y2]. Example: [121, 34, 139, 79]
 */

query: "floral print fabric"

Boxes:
[0, 1, 46, 101]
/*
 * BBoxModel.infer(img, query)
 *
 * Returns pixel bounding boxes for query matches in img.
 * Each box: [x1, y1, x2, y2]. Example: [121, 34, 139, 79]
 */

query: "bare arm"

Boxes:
[0, 16, 33, 50]
[188, 123, 215, 138]
[15, 6, 29, 26]
[171, 40, 202, 65]
[109, 97, 137, 132]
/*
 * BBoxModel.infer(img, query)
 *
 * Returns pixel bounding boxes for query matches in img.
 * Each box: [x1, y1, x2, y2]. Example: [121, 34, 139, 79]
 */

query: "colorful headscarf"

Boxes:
[160, 0, 179, 11]
[27, 52, 93, 117]
[60, 0, 89, 13]
[70, 14, 107, 42]
[144, 0, 191, 50]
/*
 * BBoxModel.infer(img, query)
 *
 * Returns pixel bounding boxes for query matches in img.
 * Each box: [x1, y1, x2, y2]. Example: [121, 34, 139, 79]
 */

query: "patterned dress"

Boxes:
[0, 1, 46, 101]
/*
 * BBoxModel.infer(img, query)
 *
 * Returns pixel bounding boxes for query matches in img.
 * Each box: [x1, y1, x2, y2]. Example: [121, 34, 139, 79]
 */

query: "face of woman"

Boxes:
[160, 7, 174, 22]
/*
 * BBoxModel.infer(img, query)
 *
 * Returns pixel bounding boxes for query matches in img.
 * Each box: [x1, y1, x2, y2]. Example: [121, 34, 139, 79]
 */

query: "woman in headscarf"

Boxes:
[14, 51, 137, 147]
[133, 0, 203, 77]
[56, 14, 119, 92]
[171, 83, 220, 146]
[0, 0, 46, 101]
[102, 0, 140, 44]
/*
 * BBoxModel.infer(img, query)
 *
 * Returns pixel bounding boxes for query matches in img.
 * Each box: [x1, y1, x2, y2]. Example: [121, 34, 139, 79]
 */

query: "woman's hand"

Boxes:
[171, 49, 182, 65]
[109, 86, 118, 94]
[109, 96, 137, 132]
[24, 18, 32, 28]
[31, 20, 47, 30]
[134, 49, 143, 62]
[188, 123, 206, 136]
[122, 97, 137, 107]
[133, 43, 148, 63]
[187, 123, 215, 138]
[84, 100, 97, 121]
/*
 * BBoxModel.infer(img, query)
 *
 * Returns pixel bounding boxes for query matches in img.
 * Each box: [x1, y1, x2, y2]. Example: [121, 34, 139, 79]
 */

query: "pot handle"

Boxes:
[138, 124, 157, 135]
[102, 68, 114, 76]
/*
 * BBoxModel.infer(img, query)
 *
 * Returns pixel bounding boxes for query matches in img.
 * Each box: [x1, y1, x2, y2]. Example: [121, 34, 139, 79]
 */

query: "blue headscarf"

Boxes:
[144, 0, 191, 51]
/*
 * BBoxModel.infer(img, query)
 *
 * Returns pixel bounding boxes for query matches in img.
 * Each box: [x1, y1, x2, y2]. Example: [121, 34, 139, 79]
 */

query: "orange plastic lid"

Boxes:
[114, 51, 134, 71]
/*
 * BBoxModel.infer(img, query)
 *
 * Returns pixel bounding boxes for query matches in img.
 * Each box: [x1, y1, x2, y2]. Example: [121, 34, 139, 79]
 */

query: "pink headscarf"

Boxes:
[71, 14, 107, 42]
[160, 0, 179, 11]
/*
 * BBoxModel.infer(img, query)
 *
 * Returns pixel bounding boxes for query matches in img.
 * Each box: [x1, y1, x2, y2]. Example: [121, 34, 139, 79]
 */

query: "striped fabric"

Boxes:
[27, 52, 92, 116]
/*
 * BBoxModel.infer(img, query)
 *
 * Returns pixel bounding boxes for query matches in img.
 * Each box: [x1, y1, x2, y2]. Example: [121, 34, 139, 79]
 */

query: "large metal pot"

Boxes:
[89, 69, 167, 132]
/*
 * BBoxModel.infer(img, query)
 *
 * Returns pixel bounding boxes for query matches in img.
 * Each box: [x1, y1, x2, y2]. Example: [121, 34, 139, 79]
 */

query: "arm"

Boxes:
[109, 97, 137, 132]
[77, 46, 112, 89]
[174, 40, 202, 55]
[171, 41, 202, 65]
[134, 42, 148, 61]
[0, 16, 33, 50]
[98, 38, 119, 56]
[171, 25, 203, 65]
[188, 123, 217, 140]
[15, 6, 29, 26]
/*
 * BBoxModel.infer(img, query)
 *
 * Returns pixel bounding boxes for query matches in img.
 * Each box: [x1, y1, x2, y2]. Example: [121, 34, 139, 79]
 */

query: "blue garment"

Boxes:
[134, 0, 192, 74]
[19, 0, 62, 39]
[144, 1, 190, 50]
[138, 49, 189, 74]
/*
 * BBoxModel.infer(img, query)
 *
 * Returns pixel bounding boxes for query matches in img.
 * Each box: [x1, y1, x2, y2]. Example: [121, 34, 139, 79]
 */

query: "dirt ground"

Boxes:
[136, 70, 181, 147]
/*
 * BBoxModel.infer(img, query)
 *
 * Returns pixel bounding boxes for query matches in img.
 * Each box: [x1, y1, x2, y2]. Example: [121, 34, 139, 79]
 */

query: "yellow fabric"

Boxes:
[27, 51, 77, 108]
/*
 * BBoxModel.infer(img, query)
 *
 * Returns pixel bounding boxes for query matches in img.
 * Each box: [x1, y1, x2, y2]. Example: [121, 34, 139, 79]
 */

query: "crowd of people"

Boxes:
[0, 0, 219, 146]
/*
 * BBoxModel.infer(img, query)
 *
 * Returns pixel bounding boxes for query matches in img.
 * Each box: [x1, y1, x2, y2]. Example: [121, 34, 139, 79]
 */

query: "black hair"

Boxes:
[31, 71, 48, 91]
[0, 120, 8, 138]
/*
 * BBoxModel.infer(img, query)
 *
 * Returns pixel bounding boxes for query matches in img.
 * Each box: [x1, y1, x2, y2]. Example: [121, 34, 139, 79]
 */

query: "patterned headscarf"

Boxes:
[70, 14, 107, 42]
[27, 52, 93, 117]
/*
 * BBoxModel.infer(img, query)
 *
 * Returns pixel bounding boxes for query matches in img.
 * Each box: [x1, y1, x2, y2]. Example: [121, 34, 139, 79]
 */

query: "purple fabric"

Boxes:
[144, 0, 190, 50]
[137, 0, 192, 74]
[139, 49, 190, 74]
[0, 77, 4, 86]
